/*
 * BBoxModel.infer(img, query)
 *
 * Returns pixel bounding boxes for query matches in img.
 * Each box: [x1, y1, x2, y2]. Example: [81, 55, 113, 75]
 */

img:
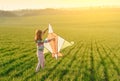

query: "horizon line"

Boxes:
[1, 6, 120, 11]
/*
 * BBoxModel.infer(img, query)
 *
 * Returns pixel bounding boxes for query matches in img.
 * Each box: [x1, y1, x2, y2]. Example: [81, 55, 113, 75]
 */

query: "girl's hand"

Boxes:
[49, 38, 55, 42]
[50, 38, 55, 41]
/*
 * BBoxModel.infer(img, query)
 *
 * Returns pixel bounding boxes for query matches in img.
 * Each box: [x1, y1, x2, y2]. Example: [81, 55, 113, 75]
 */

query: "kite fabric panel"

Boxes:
[44, 41, 52, 53]
[57, 36, 65, 52]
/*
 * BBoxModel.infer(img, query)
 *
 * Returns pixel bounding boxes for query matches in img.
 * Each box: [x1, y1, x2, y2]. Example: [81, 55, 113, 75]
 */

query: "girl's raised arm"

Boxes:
[42, 28, 48, 35]
[44, 38, 55, 43]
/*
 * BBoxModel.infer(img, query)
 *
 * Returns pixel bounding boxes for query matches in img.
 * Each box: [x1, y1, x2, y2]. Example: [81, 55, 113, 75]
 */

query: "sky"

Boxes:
[0, 0, 120, 10]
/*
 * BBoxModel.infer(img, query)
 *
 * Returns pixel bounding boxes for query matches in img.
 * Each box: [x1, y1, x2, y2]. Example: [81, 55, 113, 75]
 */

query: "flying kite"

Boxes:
[44, 24, 74, 59]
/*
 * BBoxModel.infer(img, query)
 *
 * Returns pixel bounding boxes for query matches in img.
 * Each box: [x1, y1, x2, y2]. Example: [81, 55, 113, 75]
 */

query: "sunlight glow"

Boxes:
[0, 0, 120, 10]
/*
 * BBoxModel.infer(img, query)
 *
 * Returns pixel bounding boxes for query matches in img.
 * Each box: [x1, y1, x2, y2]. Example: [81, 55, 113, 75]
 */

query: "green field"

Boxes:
[0, 9, 120, 81]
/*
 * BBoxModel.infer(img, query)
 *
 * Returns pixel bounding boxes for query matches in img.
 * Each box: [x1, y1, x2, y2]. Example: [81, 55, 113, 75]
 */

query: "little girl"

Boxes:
[35, 28, 54, 72]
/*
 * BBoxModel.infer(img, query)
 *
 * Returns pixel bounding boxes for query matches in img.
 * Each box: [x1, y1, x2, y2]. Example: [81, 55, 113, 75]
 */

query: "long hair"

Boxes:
[35, 29, 42, 41]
